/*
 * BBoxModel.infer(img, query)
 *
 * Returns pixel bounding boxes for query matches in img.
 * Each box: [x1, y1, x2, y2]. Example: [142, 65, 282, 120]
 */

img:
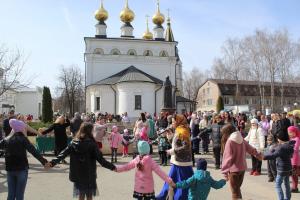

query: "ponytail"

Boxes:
[137, 155, 144, 171]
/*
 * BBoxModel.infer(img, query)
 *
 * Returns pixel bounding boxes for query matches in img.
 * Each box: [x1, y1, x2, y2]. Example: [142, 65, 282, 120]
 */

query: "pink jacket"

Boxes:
[139, 127, 149, 142]
[116, 155, 172, 194]
[109, 132, 122, 148]
[222, 131, 259, 175]
[291, 137, 300, 166]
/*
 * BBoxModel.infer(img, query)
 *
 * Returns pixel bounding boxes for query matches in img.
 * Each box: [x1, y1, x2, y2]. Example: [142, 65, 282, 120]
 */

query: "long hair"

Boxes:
[75, 122, 95, 141]
[221, 124, 236, 153]
[140, 113, 146, 122]
[137, 155, 145, 171]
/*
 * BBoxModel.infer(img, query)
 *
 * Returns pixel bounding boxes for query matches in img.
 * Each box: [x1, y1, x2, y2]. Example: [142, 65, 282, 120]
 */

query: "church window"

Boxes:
[135, 95, 142, 110]
[111, 48, 121, 55]
[143, 50, 153, 56]
[159, 50, 168, 57]
[93, 48, 104, 54]
[95, 97, 100, 111]
[127, 49, 137, 56]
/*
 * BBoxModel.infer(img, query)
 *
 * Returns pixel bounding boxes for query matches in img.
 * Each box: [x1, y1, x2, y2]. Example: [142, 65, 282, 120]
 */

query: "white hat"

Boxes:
[251, 118, 258, 124]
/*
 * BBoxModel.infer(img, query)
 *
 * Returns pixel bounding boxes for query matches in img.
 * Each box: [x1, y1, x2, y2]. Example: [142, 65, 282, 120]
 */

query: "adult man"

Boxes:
[3, 110, 15, 137]
[121, 112, 130, 123]
[70, 112, 82, 136]
[281, 111, 291, 136]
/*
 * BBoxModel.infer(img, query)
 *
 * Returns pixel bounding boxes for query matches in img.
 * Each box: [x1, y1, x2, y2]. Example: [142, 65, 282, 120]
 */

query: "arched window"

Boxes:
[127, 49, 137, 56]
[159, 50, 168, 57]
[110, 48, 121, 55]
[143, 50, 153, 56]
[93, 48, 104, 54]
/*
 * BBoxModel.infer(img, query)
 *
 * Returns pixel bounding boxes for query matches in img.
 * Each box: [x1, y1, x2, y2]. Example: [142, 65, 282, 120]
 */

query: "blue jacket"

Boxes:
[264, 140, 295, 176]
[176, 170, 226, 200]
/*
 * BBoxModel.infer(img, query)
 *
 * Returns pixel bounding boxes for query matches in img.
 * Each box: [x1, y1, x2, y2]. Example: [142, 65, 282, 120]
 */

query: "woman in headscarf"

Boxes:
[156, 114, 193, 200]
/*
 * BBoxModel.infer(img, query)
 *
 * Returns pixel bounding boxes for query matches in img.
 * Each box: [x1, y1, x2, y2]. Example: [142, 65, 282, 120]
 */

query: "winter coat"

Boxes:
[109, 132, 122, 148]
[0, 132, 47, 171]
[176, 170, 226, 200]
[158, 136, 170, 151]
[264, 140, 295, 176]
[211, 122, 224, 148]
[291, 137, 300, 166]
[51, 138, 115, 184]
[70, 117, 82, 135]
[245, 127, 265, 152]
[116, 155, 172, 194]
[222, 131, 259, 174]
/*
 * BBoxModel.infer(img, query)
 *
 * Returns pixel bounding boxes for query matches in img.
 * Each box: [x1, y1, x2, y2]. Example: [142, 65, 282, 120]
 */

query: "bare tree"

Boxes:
[183, 67, 206, 100]
[57, 65, 85, 117]
[0, 45, 29, 97]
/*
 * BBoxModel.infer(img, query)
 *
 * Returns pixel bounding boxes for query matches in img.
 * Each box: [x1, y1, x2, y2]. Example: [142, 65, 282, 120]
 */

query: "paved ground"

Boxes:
[1, 151, 300, 200]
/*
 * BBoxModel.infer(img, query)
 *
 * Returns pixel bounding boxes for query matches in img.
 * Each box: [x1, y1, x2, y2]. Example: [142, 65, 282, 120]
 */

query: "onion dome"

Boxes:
[143, 16, 153, 40]
[165, 15, 174, 42]
[152, 0, 165, 25]
[120, 0, 135, 23]
[95, 0, 108, 22]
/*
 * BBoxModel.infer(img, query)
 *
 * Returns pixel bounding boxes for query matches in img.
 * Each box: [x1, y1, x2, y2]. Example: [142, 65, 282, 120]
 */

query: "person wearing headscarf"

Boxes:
[70, 112, 83, 137]
[156, 114, 193, 200]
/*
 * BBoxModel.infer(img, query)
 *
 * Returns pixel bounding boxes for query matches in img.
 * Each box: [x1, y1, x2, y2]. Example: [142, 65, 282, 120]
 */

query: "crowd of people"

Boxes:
[0, 108, 300, 200]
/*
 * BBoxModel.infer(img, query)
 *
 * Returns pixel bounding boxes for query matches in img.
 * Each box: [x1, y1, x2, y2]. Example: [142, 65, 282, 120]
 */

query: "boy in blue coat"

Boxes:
[174, 158, 226, 200]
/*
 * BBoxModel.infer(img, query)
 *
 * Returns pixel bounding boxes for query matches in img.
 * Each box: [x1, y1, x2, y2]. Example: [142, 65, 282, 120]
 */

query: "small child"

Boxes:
[266, 134, 278, 182]
[50, 122, 116, 200]
[122, 129, 133, 157]
[116, 141, 175, 200]
[263, 132, 295, 200]
[157, 129, 170, 166]
[288, 126, 300, 193]
[109, 125, 122, 163]
[175, 159, 226, 200]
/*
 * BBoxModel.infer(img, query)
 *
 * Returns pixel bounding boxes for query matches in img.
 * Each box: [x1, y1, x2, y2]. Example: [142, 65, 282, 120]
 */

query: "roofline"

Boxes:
[87, 81, 163, 87]
[84, 37, 178, 44]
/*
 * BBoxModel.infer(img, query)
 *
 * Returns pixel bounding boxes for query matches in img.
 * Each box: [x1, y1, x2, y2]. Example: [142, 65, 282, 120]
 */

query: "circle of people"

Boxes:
[1, 109, 300, 200]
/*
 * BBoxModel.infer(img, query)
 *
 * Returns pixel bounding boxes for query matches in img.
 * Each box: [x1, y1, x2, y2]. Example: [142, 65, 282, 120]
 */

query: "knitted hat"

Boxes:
[196, 158, 207, 171]
[288, 126, 300, 137]
[277, 131, 289, 142]
[9, 119, 26, 133]
[250, 118, 258, 124]
[112, 125, 118, 132]
[137, 141, 150, 155]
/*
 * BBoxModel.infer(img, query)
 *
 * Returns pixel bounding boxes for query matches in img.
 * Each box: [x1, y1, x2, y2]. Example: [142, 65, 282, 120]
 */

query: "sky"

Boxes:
[0, 0, 300, 95]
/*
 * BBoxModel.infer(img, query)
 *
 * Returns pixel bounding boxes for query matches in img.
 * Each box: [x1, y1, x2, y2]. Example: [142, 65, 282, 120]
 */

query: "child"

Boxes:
[263, 131, 295, 200]
[266, 134, 277, 182]
[116, 141, 175, 200]
[175, 159, 226, 200]
[50, 122, 116, 200]
[122, 129, 133, 157]
[109, 125, 122, 163]
[288, 126, 300, 193]
[0, 119, 48, 200]
[157, 129, 170, 166]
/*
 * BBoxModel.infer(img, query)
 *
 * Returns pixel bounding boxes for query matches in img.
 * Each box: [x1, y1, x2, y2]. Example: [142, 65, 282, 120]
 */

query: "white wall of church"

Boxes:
[85, 38, 178, 86]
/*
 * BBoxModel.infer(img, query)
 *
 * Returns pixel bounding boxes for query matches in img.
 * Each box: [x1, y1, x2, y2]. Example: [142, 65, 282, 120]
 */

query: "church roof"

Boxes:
[94, 66, 163, 85]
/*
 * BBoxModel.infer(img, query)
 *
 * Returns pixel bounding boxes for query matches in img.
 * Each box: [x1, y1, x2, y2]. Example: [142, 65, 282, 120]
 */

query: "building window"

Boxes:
[111, 48, 121, 55]
[143, 50, 153, 56]
[206, 88, 210, 95]
[159, 50, 168, 57]
[135, 95, 142, 110]
[229, 97, 233, 105]
[224, 97, 229, 104]
[207, 99, 213, 105]
[96, 97, 100, 111]
[127, 49, 137, 56]
[93, 48, 104, 54]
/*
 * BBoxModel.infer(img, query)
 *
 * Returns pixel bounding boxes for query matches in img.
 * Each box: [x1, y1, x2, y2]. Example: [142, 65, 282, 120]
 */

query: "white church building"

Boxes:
[85, 0, 191, 117]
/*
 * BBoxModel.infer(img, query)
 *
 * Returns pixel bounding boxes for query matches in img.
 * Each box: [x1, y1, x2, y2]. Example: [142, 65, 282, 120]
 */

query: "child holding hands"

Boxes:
[288, 126, 300, 193]
[109, 125, 122, 163]
[116, 141, 175, 200]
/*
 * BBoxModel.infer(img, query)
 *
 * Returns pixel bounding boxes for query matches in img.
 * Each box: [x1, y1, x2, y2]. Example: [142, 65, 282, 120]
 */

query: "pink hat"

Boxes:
[288, 126, 300, 137]
[9, 119, 26, 133]
[112, 125, 118, 132]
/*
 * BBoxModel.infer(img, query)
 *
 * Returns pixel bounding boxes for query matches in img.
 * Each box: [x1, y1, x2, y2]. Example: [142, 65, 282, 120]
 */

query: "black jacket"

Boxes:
[211, 122, 224, 148]
[3, 117, 14, 137]
[264, 140, 295, 176]
[0, 132, 47, 171]
[51, 138, 116, 184]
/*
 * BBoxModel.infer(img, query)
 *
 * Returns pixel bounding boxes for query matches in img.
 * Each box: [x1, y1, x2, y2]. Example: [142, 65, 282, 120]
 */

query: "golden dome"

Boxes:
[143, 16, 153, 40]
[152, 0, 165, 25]
[120, 0, 135, 23]
[95, 1, 108, 22]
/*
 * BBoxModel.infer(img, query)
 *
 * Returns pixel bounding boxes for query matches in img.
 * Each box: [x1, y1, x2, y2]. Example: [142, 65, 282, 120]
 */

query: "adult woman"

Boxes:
[211, 115, 224, 169]
[41, 116, 70, 157]
[156, 114, 193, 200]
[199, 114, 211, 154]
[260, 114, 270, 147]
[221, 124, 260, 200]
[245, 119, 265, 176]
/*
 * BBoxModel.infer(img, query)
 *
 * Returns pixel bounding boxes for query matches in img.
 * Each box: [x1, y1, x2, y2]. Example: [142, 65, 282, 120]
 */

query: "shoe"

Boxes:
[268, 178, 274, 182]
[122, 155, 125, 158]
[163, 163, 167, 166]
[250, 170, 255, 175]
[291, 188, 299, 193]
[253, 171, 260, 176]
[215, 166, 220, 170]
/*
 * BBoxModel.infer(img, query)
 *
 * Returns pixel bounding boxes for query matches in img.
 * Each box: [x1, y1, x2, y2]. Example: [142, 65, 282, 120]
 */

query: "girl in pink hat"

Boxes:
[288, 126, 300, 193]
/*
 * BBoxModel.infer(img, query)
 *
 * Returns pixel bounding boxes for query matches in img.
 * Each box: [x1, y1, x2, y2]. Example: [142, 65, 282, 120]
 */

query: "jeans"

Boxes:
[275, 175, 291, 200]
[111, 148, 118, 163]
[7, 170, 28, 200]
